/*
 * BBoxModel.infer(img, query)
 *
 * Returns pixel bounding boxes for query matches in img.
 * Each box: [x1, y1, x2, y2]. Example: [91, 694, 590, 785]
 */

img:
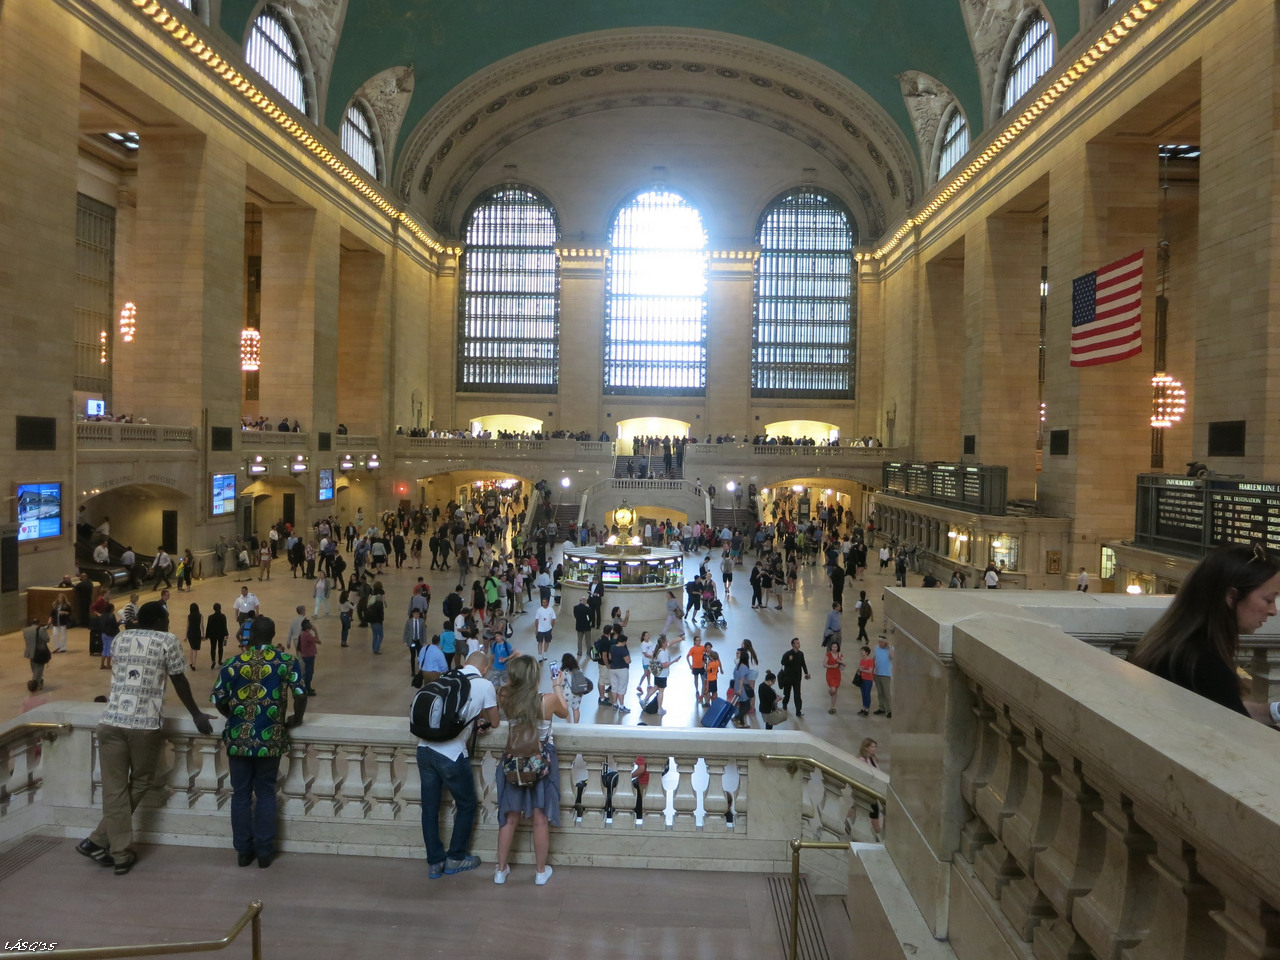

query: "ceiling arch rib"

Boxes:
[396, 29, 920, 243]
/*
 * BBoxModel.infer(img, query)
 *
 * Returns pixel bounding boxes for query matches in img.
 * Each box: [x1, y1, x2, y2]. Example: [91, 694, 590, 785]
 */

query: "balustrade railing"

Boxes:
[881, 588, 1280, 960]
[334, 434, 378, 448]
[685, 443, 899, 462]
[76, 422, 197, 448]
[3, 708, 878, 885]
[238, 431, 310, 449]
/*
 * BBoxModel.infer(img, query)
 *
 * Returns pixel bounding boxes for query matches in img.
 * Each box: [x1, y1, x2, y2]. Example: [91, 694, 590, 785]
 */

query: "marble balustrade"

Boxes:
[883, 587, 1280, 960]
[0, 705, 880, 887]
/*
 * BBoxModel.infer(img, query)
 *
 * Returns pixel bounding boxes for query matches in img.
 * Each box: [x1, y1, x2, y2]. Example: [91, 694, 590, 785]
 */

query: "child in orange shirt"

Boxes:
[705, 649, 722, 703]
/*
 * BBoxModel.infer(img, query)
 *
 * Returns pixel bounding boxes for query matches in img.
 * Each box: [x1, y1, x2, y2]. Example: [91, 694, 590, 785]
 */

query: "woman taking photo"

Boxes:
[494, 654, 568, 886]
[1130, 542, 1280, 724]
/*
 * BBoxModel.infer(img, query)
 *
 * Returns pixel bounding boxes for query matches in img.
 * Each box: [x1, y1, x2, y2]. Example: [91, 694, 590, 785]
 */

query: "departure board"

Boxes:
[881, 462, 1008, 515]
[1135, 474, 1280, 556]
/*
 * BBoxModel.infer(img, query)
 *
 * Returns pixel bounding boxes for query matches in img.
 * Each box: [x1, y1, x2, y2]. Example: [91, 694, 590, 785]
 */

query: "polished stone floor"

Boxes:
[0, 539, 894, 958]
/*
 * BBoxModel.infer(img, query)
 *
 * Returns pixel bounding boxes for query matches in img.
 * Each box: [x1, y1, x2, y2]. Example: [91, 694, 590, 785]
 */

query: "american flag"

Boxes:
[1070, 250, 1144, 367]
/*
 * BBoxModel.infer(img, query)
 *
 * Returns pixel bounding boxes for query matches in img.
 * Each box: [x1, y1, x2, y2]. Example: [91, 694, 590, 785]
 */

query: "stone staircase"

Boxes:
[613, 453, 683, 480]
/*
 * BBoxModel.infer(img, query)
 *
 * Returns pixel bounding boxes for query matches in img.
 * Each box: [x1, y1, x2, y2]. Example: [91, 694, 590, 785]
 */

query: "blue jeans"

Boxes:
[340, 612, 351, 645]
[370, 622, 384, 652]
[302, 656, 316, 691]
[227, 755, 281, 858]
[416, 746, 478, 865]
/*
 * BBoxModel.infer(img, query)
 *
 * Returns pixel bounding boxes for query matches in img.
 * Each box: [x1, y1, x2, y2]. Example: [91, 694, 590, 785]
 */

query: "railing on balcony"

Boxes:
[334, 434, 379, 448]
[76, 422, 197, 449]
[880, 587, 1280, 960]
[395, 437, 616, 462]
[239, 431, 310, 450]
[684, 442, 899, 461]
[2, 708, 879, 887]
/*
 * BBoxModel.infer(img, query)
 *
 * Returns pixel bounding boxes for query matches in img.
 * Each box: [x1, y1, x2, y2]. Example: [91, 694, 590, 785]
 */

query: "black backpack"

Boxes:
[410, 669, 473, 741]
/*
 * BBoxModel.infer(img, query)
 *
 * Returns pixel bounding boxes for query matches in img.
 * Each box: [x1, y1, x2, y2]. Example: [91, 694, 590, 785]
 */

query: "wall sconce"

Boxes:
[248, 455, 268, 475]
[290, 455, 308, 473]
[240, 328, 261, 371]
[366, 454, 380, 470]
[339, 457, 355, 471]
[119, 302, 137, 342]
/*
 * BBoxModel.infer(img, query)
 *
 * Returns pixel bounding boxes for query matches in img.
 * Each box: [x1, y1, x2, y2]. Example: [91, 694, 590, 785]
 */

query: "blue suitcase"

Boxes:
[701, 697, 736, 728]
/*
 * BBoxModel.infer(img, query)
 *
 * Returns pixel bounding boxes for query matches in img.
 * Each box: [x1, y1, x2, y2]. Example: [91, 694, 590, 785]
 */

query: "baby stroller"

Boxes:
[700, 597, 727, 629]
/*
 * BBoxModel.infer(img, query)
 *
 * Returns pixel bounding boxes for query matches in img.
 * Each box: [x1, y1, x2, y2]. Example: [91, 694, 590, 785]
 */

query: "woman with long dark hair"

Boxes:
[1130, 542, 1280, 723]
[493, 655, 568, 886]
[185, 602, 203, 669]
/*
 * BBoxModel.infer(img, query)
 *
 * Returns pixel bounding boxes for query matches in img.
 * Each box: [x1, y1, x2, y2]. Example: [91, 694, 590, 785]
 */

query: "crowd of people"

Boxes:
[239, 416, 304, 432]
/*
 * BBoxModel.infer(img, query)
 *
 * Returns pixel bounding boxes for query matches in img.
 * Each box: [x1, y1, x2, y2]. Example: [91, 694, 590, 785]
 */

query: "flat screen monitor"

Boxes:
[601, 566, 621, 585]
[211, 473, 236, 516]
[86, 399, 106, 416]
[318, 468, 334, 502]
[16, 482, 62, 541]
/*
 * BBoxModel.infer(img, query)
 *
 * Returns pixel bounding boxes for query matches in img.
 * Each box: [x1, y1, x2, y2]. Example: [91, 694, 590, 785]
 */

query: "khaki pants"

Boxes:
[89, 724, 166, 856]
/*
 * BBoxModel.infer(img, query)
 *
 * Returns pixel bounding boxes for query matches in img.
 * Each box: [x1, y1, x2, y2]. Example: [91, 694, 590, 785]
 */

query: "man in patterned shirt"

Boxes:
[76, 601, 214, 875]
[211, 616, 306, 868]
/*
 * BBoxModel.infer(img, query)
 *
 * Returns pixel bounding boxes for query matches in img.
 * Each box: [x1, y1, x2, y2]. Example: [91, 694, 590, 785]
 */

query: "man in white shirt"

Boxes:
[416, 652, 498, 879]
[233, 586, 260, 623]
[76, 601, 214, 874]
[1076, 568, 1089, 592]
[150, 546, 173, 589]
[533, 595, 556, 659]
[286, 606, 306, 650]
[93, 541, 110, 564]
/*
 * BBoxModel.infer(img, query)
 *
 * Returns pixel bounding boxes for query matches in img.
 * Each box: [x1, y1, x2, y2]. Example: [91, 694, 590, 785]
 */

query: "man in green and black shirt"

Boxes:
[211, 616, 306, 868]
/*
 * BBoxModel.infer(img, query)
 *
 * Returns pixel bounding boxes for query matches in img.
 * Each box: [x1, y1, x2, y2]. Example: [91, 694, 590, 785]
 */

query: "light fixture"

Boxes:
[948, 531, 958, 539]
[248, 455, 268, 476]
[339, 457, 354, 471]
[291, 455, 308, 473]
[992, 540, 1003, 548]
[240, 328, 261, 371]
[1151, 374, 1186, 428]
[99, 330, 109, 364]
[561, 477, 571, 488]
[366, 454, 380, 470]
[792, 485, 804, 492]
[957, 534, 969, 542]
[726, 481, 736, 492]
[119, 301, 137, 342]
[1126, 583, 1144, 595]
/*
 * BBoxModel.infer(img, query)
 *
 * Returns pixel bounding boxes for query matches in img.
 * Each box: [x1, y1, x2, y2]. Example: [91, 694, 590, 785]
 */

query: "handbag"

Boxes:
[765, 707, 789, 725]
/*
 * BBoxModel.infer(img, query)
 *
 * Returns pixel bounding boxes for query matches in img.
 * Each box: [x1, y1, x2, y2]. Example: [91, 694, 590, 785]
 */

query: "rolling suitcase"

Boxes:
[701, 697, 736, 728]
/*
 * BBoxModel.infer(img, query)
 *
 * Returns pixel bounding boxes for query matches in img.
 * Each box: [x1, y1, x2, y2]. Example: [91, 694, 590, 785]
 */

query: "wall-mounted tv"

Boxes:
[212, 473, 237, 516]
[318, 468, 334, 502]
[16, 482, 62, 541]
[86, 399, 106, 416]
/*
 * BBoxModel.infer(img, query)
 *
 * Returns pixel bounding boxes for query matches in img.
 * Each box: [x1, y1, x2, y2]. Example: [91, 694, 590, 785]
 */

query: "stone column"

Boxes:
[1043, 141, 1159, 564]
[962, 215, 1042, 500]
[124, 133, 245, 428]
[337, 248, 387, 435]
[558, 252, 606, 433]
[1195, 1, 1280, 472]
[706, 254, 754, 436]
[917, 249, 965, 459]
[258, 206, 340, 431]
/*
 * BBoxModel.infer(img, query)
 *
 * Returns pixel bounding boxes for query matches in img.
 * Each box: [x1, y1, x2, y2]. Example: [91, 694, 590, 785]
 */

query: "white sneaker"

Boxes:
[494, 866, 510, 885]
[535, 866, 553, 886]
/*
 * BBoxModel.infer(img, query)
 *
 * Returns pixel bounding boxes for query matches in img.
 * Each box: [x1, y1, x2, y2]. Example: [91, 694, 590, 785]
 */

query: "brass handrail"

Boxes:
[0, 721, 73, 751]
[0, 900, 263, 959]
[787, 838, 851, 960]
[759, 752, 886, 804]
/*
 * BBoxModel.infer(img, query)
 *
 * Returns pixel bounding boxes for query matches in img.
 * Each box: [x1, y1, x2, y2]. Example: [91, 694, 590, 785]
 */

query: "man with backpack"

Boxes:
[412, 652, 499, 879]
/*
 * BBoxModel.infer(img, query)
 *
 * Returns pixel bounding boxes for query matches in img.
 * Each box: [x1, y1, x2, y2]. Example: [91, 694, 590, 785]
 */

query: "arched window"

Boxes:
[604, 189, 708, 395]
[458, 186, 560, 392]
[246, 6, 309, 117]
[341, 101, 380, 179]
[752, 190, 856, 398]
[937, 106, 970, 178]
[1001, 11, 1054, 115]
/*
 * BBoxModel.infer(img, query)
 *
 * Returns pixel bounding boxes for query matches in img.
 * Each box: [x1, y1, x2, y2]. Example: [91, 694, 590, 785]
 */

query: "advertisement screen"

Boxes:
[16, 483, 62, 541]
[86, 399, 106, 416]
[212, 473, 237, 516]
[318, 469, 334, 502]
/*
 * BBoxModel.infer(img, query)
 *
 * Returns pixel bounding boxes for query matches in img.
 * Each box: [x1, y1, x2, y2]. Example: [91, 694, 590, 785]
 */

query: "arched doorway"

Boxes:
[616, 417, 691, 444]
[762, 419, 840, 444]
[469, 413, 544, 437]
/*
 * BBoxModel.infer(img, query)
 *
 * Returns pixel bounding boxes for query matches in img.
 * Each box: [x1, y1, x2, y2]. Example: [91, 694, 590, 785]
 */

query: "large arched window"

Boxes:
[1001, 11, 1054, 115]
[341, 100, 380, 179]
[604, 189, 708, 395]
[246, 6, 310, 117]
[936, 106, 970, 179]
[752, 190, 856, 398]
[458, 186, 560, 392]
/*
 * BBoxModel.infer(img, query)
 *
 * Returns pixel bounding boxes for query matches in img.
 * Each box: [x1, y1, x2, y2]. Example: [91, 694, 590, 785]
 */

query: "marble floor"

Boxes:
[0, 540, 896, 958]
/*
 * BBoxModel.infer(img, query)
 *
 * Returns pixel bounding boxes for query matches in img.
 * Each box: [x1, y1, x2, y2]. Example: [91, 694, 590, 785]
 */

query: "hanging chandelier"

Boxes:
[1150, 374, 1185, 428]
[240, 328, 261, 371]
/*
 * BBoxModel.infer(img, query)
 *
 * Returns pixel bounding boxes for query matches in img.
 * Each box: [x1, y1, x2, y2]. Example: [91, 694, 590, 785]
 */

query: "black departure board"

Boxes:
[1135, 474, 1280, 556]
[881, 462, 1008, 515]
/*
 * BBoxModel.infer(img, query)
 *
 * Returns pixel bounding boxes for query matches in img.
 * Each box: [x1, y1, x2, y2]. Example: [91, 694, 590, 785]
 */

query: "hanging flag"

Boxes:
[1070, 250, 1144, 367]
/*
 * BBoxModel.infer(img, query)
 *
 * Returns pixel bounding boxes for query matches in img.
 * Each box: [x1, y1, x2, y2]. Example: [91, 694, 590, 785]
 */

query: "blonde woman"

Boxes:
[494, 654, 568, 886]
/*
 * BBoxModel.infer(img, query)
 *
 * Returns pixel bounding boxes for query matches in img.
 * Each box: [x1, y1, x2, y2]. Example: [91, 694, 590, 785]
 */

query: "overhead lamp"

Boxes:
[726, 481, 736, 492]
[119, 301, 137, 342]
[561, 477, 571, 487]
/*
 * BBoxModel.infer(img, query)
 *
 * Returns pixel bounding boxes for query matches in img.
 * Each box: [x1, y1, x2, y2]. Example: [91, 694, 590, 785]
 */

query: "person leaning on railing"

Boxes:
[1130, 542, 1280, 726]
